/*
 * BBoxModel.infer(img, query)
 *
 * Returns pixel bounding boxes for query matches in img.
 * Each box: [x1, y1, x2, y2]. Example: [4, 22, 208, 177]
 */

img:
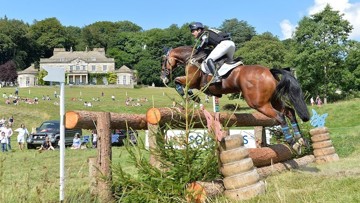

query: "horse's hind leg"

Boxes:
[284, 106, 309, 150]
[255, 103, 296, 146]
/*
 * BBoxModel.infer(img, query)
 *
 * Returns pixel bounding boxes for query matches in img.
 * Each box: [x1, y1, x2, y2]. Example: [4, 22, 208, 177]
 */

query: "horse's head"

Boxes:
[160, 46, 193, 84]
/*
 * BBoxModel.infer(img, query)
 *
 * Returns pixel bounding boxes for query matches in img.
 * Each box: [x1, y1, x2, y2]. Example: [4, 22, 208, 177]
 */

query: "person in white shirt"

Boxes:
[2, 124, 13, 150]
[0, 132, 7, 152]
[15, 124, 29, 151]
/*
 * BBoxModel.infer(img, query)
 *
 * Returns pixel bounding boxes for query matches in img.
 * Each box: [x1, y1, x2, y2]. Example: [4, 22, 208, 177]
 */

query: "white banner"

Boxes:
[145, 129, 271, 150]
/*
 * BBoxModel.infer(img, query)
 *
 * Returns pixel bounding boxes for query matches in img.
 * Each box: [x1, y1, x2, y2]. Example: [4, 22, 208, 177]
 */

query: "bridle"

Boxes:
[160, 47, 194, 85]
[161, 49, 172, 77]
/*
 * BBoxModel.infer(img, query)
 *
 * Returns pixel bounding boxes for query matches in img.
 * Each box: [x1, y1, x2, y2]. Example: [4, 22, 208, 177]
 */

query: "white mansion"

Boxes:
[17, 47, 136, 87]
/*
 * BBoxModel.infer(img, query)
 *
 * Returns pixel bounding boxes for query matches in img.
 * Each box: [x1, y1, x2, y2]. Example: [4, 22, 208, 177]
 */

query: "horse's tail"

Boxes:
[270, 68, 310, 122]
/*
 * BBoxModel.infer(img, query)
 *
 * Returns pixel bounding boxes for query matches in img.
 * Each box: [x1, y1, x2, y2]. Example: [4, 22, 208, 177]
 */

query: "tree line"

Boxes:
[0, 4, 359, 101]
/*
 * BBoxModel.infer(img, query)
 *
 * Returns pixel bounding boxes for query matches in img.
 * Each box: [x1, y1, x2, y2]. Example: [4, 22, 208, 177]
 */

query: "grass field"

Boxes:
[0, 86, 359, 202]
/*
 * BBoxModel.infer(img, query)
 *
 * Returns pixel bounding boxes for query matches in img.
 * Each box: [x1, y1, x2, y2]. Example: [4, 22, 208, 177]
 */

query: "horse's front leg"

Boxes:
[174, 76, 201, 103]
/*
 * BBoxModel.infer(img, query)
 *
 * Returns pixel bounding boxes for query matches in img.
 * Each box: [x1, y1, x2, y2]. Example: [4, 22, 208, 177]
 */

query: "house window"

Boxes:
[26, 77, 30, 86]
[76, 66, 80, 71]
[103, 65, 107, 71]
[70, 66, 73, 71]
[82, 65, 86, 70]
[92, 65, 96, 71]
[123, 76, 126, 85]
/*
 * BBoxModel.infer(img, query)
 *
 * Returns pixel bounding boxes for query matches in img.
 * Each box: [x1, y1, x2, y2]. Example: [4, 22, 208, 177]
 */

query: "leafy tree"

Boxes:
[0, 18, 36, 68]
[219, 18, 256, 49]
[64, 26, 83, 51]
[107, 72, 117, 84]
[236, 32, 287, 68]
[293, 4, 353, 101]
[134, 59, 162, 86]
[37, 69, 48, 85]
[82, 21, 142, 51]
[344, 40, 360, 93]
[28, 18, 68, 57]
[0, 60, 17, 83]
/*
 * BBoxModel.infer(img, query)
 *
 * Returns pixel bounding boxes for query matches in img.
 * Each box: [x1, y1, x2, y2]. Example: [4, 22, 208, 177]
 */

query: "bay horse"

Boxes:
[160, 46, 310, 153]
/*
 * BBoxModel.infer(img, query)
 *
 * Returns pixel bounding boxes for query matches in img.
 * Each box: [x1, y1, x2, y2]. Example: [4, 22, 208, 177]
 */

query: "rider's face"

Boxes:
[191, 29, 201, 38]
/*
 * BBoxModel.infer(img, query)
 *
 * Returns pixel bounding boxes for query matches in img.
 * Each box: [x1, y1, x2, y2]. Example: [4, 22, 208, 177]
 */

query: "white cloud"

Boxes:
[308, 0, 360, 40]
[280, 19, 295, 40]
[279, 0, 360, 40]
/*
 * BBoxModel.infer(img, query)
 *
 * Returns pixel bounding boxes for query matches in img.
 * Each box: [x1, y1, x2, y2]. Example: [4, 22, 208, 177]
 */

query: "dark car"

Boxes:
[27, 120, 82, 149]
[111, 129, 138, 146]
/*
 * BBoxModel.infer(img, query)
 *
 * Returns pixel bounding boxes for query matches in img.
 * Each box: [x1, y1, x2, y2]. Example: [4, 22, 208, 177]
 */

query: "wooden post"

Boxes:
[96, 112, 113, 202]
[254, 126, 267, 147]
[148, 123, 161, 168]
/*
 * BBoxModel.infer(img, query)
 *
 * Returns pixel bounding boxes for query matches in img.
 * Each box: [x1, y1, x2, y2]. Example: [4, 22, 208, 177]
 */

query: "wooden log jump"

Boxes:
[66, 110, 148, 130]
[146, 107, 278, 128]
[248, 144, 293, 167]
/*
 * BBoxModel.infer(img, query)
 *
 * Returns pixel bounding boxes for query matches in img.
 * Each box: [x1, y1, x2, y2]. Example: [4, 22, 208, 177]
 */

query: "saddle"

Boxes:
[190, 52, 243, 97]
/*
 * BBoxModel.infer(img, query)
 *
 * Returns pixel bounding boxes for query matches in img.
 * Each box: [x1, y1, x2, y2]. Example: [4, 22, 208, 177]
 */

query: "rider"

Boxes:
[189, 22, 235, 84]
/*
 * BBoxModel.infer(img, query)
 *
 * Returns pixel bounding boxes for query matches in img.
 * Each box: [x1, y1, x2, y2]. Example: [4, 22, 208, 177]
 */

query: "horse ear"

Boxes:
[163, 47, 170, 54]
[283, 67, 291, 72]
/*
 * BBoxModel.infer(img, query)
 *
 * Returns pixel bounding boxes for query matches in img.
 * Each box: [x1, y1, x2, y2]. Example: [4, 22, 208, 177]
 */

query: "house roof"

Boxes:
[18, 64, 38, 75]
[115, 65, 133, 73]
[40, 48, 114, 63]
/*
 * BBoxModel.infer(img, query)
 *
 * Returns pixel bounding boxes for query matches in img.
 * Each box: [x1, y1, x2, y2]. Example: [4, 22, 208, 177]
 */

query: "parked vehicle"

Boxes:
[111, 129, 138, 146]
[27, 120, 82, 149]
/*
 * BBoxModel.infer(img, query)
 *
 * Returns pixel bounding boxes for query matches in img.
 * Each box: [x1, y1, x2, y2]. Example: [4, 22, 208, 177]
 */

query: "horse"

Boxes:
[160, 46, 310, 153]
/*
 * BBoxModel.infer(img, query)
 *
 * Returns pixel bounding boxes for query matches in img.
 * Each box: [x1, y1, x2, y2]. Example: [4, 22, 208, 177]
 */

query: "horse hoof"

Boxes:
[291, 138, 308, 155]
[291, 142, 302, 155]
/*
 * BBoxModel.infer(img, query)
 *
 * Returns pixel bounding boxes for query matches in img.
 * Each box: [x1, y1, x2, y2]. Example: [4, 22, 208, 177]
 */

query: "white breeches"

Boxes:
[201, 40, 236, 72]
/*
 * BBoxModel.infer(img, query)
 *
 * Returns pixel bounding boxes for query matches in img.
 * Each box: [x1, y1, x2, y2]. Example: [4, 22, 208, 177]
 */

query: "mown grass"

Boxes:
[0, 86, 359, 202]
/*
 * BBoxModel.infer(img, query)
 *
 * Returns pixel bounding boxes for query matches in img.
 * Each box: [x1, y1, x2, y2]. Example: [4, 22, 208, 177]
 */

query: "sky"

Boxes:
[1, 0, 359, 41]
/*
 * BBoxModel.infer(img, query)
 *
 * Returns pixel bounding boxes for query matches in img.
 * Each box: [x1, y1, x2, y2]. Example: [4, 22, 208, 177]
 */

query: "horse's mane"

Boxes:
[172, 46, 193, 62]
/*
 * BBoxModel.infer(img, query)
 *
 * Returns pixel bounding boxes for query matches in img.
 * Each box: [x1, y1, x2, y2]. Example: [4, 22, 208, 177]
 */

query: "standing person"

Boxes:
[14, 87, 19, 96]
[316, 95, 322, 107]
[92, 130, 97, 148]
[15, 124, 29, 151]
[0, 132, 7, 152]
[189, 22, 235, 84]
[8, 115, 14, 127]
[2, 124, 13, 151]
[310, 97, 315, 106]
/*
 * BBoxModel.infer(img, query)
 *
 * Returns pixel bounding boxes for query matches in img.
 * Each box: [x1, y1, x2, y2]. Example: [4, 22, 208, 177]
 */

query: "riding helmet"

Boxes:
[189, 22, 204, 31]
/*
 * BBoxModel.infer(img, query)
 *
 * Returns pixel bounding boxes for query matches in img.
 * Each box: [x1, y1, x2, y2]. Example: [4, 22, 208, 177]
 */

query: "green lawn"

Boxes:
[0, 86, 359, 202]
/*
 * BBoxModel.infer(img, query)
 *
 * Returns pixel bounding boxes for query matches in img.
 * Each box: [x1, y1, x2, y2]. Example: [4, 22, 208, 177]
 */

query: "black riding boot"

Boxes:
[207, 59, 221, 84]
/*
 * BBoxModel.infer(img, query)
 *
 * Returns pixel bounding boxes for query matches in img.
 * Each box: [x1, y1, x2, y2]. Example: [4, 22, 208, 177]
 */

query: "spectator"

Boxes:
[92, 130, 97, 148]
[2, 124, 13, 151]
[8, 116, 14, 127]
[310, 97, 315, 106]
[205, 95, 210, 103]
[38, 136, 55, 151]
[316, 95, 322, 107]
[0, 132, 7, 152]
[0, 117, 5, 127]
[54, 91, 57, 98]
[71, 133, 82, 149]
[14, 87, 19, 96]
[15, 124, 29, 151]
